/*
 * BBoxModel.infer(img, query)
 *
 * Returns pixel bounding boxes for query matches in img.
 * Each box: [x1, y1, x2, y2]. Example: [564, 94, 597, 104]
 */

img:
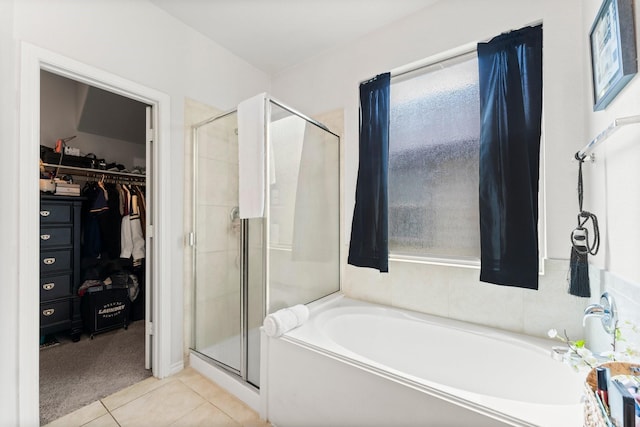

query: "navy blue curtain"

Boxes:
[477, 25, 543, 290]
[348, 73, 390, 272]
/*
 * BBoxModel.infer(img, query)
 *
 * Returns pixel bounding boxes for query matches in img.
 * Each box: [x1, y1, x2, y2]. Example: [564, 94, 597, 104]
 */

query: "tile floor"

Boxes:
[44, 367, 271, 427]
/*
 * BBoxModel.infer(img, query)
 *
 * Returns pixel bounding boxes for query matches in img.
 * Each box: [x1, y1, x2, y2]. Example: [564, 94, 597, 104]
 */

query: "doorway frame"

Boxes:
[18, 42, 174, 424]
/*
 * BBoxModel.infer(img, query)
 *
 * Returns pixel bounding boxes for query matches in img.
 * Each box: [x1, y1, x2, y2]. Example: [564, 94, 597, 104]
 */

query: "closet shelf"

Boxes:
[577, 115, 640, 161]
[42, 163, 146, 184]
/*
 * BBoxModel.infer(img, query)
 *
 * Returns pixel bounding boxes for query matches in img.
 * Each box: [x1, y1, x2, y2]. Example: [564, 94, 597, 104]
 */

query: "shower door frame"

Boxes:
[190, 109, 258, 382]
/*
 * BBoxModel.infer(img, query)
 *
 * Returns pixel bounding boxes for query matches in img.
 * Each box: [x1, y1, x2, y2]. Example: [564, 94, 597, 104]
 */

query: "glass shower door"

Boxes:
[192, 111, 242, 374]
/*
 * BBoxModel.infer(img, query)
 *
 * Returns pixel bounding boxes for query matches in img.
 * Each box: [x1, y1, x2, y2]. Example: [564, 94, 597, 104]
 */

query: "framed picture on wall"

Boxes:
[589, 0, 637, 111]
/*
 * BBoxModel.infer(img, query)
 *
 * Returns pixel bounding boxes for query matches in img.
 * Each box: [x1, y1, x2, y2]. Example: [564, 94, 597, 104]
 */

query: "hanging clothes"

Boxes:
[119, 183, 145, 267]
[82, 180, 110, 259]
[103, 183, 123, 260]
[82, 182, 103, 259]
[133, 185, 147, 239]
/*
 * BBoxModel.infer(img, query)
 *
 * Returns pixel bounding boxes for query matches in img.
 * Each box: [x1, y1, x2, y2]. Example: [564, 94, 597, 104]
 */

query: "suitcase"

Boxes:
[81, 286, 130, 339]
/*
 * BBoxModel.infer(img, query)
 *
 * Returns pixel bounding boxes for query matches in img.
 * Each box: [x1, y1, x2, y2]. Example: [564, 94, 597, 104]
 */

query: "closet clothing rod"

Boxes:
[74, 175, 146, 186]
[42, 163, 146, 185]
[577, 115, 640, 160]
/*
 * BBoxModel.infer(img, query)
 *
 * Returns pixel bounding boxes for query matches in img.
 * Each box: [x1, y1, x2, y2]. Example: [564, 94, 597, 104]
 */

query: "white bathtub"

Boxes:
[261, 295, 585, 426]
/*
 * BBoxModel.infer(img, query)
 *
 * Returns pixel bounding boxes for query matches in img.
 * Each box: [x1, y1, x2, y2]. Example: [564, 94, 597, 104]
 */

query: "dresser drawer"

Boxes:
[39, 202, 73, 224]
[40, 274, 72, 301]
[40, 226, 72, 248]
[40, 249, 72, 274]
[40, 299, 71, 328]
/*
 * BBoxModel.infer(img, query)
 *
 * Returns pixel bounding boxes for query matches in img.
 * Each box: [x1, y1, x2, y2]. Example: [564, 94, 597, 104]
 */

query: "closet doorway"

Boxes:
[18, 44, 173, 426]
[38, 70, 151, 423]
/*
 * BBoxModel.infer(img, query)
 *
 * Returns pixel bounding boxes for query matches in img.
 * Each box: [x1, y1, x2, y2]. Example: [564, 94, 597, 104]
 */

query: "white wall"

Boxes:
[272, 0, 593, 339]
[0, 0, 18, 424]
[5, 0, 269, 423]
[581, 0, 640, 353]
[582, 0, 640, 285]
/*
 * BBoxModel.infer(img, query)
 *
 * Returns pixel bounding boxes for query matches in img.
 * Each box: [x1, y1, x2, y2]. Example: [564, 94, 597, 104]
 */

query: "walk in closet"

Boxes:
[38, 70, 152, 424]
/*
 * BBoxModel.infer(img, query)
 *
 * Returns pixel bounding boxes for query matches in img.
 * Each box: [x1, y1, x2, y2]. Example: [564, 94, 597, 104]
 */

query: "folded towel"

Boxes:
[263, 304, 309, 338]
[238, 93, 267, 218]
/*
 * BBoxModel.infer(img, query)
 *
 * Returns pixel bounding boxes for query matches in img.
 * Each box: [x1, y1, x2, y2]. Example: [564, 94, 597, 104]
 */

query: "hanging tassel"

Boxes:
[568, 155, 597, 298]
[569, 245, 590, 297]
[569, 227, 590, 297]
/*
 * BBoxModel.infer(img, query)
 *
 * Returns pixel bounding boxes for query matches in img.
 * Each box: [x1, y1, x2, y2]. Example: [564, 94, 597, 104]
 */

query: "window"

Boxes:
[388, 51, 480, 262]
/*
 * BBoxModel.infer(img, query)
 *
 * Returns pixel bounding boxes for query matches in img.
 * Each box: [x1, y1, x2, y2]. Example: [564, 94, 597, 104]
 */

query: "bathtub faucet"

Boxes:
[582, 292, 617, 334]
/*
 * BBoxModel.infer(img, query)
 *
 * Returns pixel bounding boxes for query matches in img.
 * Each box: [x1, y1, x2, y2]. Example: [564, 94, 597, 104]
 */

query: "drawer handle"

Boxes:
[43, 257, 56, 265]
[40, 210, 51, 217]
[42, 283, 55, 291]
[41, 234, 51, 241]
[42, 308, 55, 316]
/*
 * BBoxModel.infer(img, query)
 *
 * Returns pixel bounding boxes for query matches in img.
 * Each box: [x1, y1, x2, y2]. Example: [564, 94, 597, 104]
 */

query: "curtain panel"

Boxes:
[348, 73, 390, 273]
[477, 25, 543, 289]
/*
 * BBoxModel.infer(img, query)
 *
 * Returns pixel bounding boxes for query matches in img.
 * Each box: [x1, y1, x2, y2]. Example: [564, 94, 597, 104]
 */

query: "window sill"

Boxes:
[389, 253, 480, 269]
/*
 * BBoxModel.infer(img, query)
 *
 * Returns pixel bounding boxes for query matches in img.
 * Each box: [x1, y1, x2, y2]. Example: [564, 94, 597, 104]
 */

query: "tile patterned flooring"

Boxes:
[44, 367, 271, 427]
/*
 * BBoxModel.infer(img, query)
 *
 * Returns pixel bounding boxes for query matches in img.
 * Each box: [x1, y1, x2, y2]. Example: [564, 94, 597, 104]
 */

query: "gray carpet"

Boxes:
[39, 320, 152, 425]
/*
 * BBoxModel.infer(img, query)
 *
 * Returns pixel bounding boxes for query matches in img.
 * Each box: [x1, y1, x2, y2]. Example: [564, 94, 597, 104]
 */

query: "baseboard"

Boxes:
[168, 360, 184, 377]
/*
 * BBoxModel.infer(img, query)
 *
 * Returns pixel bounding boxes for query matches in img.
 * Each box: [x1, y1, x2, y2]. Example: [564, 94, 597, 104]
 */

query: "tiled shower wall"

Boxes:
[184, 99, 233, 360]
[194, 115, 241, 351]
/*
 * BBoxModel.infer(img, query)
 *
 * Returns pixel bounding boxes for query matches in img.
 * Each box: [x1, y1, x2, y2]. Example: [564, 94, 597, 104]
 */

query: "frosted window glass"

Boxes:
[389, 53, 481, 260]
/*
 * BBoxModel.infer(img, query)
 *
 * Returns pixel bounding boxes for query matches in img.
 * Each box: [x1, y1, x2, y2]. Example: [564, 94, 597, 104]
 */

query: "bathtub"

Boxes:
[261, 295, 585, 427]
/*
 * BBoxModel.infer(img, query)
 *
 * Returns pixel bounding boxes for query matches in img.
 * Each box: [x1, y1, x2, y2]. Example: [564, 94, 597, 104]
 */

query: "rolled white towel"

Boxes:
[263, 304, 310, 338]
[288, 304, 309, 324]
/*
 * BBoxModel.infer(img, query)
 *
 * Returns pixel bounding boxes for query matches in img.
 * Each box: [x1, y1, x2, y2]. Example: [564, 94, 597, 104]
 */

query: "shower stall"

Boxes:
[190, 96, 340, 388]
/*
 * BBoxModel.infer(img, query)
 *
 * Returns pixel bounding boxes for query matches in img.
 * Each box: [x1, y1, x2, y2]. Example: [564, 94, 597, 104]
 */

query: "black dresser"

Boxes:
[40, 195, 83, 341]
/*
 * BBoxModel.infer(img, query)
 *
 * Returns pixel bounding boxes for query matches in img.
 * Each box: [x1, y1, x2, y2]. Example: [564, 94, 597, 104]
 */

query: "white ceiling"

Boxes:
[149, 0, 439, 75]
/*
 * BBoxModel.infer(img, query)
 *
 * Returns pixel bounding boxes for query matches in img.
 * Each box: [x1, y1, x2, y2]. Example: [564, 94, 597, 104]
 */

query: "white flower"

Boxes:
[547, 329, 558, 339]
